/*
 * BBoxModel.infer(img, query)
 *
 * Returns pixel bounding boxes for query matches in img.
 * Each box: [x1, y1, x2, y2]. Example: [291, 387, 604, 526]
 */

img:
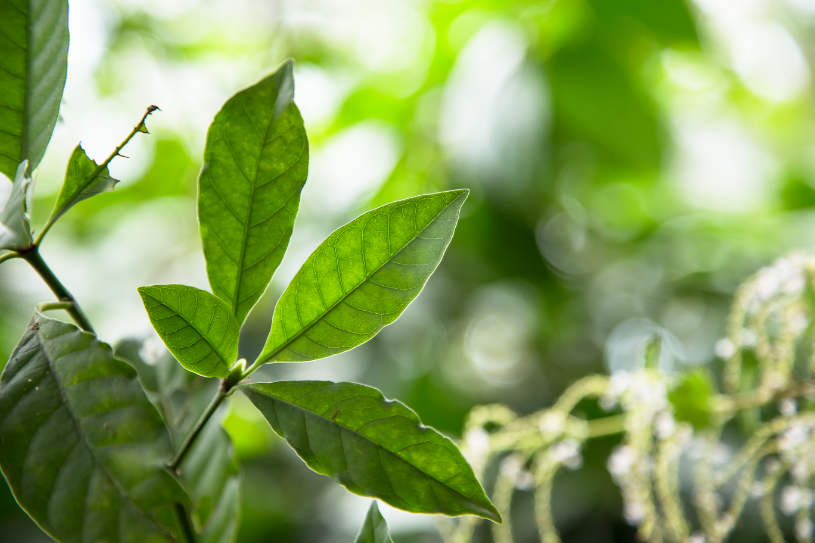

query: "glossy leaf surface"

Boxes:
[138, 284, 240, 378]
[355, 502, 394, 543]
[0, 161, 32, 250]
[258, 190, 467, 363]
[242, 380, 500, 522]
[47, 144, 120, 225]
[199, 60, 308, 324]
[0, 314, 187, 542]
[116, 339, 240, 543]
[0, 0, 68, 179]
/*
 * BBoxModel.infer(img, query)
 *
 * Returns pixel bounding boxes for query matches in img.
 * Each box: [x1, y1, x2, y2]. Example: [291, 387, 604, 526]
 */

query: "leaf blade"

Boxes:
[199, 59, 308, 324]
[258, 189, 468, 364]
[0, 0, 68, 179]
[355, 502, 394, 543]
[0, 314, 187, 543]
[242, 380, 500, 522]
[47, 144, 120, 225]
[138, 284, 240, 379]
[0, 160, 33, 250]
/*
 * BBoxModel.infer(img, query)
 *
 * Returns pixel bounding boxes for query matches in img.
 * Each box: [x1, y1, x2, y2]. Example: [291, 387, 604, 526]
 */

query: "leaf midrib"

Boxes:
[34, 323, 174, 540]
[144, 291, 231, 374]
[254, 386, 490, 514]
[229, 104, 280, 321]
[21, 0, 31, 165]
[260, 195, 461, 364]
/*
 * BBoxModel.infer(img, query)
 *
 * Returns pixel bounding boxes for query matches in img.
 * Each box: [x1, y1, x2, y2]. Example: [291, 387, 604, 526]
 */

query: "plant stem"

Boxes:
[173, 502, 197, 543]
[19, 247, 95, 333]
[0, 251, 20, 265]
[580, 413, 627, 439]
[167, 386, 227, 472]
[35, 105, 160, 245]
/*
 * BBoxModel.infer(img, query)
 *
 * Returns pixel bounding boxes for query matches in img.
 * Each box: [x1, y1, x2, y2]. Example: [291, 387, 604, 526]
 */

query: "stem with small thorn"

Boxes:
[35, 105, 160, 245]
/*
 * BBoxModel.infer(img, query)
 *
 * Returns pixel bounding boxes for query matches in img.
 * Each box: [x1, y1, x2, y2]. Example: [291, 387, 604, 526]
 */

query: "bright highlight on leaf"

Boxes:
[199, 59, 308, 325]
[258, 189, 468, 364]
[139, 284, 240, 378]
[47, 144, 120, 226]
[355, 502, 394, 543]
[0, 314, 188, 542]
[0, 161, 33, 251]
[242, 380, 501, 522]
[0, 0, 68, 179]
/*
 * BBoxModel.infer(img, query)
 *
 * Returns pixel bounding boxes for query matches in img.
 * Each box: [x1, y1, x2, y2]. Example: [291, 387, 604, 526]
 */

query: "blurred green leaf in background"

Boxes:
[3, 0, 815, 540]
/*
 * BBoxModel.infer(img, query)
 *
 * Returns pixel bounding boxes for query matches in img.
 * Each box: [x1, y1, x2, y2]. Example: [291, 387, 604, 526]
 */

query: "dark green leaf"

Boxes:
[258, 190, 468, 364]
[242, 380, 500, 522]
[47, 144, 120, 225]
[138, 284, 240, 378]
[668, 370, 715, 430]
[116, 339, 241, 543]
[0, 314, 187, 542]
[355, 502, 393, 543]
[0, 160, 32, 250]
[199, 59, 308, 324]
[0, 0, 68, 179]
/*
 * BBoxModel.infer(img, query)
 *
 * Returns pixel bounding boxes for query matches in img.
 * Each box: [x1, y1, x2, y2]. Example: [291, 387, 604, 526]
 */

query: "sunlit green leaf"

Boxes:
[0, 0, 68, 179]
[0, 160, 32, 250]
[0, 314, 187, 542]
[242, 380, 500, 522]
[258, 190, 467, 364]
[116, 339, 241, 543]
[199, 59, 308, 324]
[355, 502, 393, 543]
[47, 144, 120, 225]
[138, 284, 240, 378]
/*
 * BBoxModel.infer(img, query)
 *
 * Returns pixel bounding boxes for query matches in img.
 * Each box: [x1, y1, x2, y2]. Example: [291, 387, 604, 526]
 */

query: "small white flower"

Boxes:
[714, 338, 736, 359]
[514, 470, 535, 490]
[781, 485, 803, 515]
[688, 533, 705, 543]
[740, 328, 757, 348]
[796, 517, 813, 540]
[623, 500, 645, 525]
[780, 424, 810, 453]
[500, 455, 523, 478]
[550, 439, 582, 470]
[464, 428, 490, 457]
[538, 411, 565, 436]
[608, 445, 636, 479]
[779, 398, 797, 417]
[792, 460, 811, 483]
[655, 411, 675, 439]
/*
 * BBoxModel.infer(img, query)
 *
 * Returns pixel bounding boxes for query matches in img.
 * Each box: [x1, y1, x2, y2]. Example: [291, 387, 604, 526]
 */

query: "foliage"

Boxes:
[442, 254, 815, 543]
[0, 3, 497, 542]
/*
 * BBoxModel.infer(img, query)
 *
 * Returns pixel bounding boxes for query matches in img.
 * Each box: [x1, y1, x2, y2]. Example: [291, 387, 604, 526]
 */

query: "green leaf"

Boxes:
[668, 370, 715, 430]
[258, 190, 468, 364]
[199, 59, 308, 324]
[242, 380, 500, 522]
[0, 314, 188, 543]
[138, 284, 240, 378]
[0, 160, 32, 250]
[47, 144, 120, 225]
[355, 502, 394, 543]
[116, 339, 241, 543]
[0, 0, 69, 179]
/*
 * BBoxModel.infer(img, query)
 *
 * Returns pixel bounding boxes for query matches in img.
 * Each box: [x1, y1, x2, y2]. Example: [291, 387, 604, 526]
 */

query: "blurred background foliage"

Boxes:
[2, 0, 815, 541]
